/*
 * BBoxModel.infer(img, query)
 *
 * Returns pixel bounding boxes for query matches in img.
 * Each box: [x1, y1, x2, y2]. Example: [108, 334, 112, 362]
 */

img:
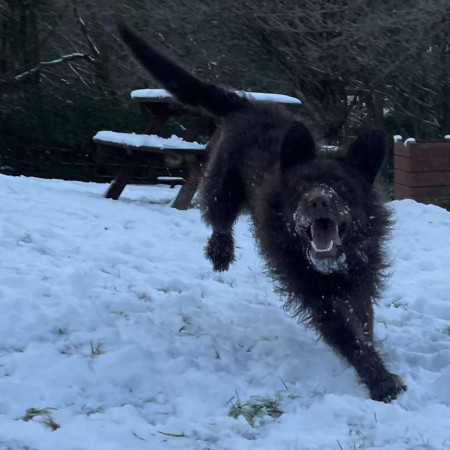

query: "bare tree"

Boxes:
[234, 0, 450, 140]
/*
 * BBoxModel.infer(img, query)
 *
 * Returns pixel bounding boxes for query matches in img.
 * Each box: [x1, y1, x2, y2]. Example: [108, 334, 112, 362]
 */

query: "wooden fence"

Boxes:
[394, 138, 450, 209]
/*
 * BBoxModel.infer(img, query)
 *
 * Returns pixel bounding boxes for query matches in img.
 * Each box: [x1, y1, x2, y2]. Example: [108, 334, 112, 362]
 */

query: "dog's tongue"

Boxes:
[311, 219, 341, 253]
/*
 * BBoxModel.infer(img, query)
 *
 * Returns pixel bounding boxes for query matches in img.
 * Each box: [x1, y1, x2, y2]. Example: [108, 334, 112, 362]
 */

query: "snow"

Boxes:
[131, 88, 302, 105]
[131, 88, 172, 100]
[157, 176, 184, 181]
[404, 137, 416, 146]
[235, 91, 302, 104]
[321, 145, 339, 152]
[93, 131, 206, 151]
[0, 174, 449, 450]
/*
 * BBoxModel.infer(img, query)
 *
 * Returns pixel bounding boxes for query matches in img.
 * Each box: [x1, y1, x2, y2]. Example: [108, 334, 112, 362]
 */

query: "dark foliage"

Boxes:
[1, 1, 448, 182]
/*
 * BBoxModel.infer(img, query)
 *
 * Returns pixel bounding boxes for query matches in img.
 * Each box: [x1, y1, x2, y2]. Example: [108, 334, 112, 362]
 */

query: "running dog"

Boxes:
[117, 21, 406, 402]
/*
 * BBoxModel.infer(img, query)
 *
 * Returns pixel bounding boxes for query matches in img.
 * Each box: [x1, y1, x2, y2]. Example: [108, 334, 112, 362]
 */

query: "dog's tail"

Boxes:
[117, 20, 247, 117]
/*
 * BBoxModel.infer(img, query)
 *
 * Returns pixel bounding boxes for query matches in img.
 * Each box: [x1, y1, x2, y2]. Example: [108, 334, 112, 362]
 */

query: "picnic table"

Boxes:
[93, 89, 301, 210]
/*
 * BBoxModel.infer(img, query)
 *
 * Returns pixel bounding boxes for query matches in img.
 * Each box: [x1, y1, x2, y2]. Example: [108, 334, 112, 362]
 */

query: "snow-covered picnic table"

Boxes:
[130, 88, 302, 105]
[93, 89, 301, 209]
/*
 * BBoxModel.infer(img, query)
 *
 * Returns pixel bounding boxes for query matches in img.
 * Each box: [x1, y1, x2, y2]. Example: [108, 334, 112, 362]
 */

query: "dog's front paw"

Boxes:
[369, 373, 407, 403]
[205, 231, 235, 271]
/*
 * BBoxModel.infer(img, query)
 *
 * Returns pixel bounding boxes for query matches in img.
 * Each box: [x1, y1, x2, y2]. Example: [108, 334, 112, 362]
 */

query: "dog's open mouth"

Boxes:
[305, 218, 346, 259]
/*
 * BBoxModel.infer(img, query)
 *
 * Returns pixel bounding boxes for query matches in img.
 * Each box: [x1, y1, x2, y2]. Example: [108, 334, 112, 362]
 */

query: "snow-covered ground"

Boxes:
[0, 174, 449, 450]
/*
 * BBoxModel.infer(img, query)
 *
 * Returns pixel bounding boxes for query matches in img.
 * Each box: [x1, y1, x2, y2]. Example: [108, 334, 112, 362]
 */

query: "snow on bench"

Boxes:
[157, 176, 185, 188]
[93, 131, 207, 155]
[131, 88, 302, 105]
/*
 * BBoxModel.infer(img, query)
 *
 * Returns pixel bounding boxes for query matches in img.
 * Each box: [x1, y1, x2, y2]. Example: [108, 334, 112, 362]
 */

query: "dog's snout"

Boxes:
[310, 194, 331, 216]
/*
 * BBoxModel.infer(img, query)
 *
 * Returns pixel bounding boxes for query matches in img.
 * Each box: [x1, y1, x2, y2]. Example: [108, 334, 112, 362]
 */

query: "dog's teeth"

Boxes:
[311, 240, 334, 253]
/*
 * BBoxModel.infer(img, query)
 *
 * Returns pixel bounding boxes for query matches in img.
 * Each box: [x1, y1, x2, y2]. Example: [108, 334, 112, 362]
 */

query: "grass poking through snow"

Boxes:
[228, 395, 283, 427]
[90, 342, 105, 358]
[157, 431, 187, 438]
[22, 408, 60, 431]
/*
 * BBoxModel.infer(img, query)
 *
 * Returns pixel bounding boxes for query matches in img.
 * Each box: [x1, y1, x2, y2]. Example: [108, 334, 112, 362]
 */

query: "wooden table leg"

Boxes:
[105, 155, 141, 200]
[142, 103, 172, 134]
[171, 127, 219, 210]
[171, 160, 202, 210]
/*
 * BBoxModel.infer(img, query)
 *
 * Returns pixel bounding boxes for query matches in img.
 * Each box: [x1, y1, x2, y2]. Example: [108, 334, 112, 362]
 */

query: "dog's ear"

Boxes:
[280, 122, 316, 172]
[345, 130, 387, 184]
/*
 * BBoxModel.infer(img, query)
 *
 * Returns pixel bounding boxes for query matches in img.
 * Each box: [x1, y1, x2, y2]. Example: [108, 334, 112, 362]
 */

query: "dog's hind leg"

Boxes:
[201, 164, 245, 272]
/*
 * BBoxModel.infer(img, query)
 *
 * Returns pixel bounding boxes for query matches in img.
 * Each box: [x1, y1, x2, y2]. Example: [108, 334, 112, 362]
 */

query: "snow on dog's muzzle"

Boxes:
[294, 186, 350, 261]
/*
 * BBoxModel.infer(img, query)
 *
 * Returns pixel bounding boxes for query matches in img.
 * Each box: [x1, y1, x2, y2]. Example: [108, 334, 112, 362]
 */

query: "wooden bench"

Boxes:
[94, 89, 301, 210]
[156, 176, 185, 188]
[93, 130, 208, 209]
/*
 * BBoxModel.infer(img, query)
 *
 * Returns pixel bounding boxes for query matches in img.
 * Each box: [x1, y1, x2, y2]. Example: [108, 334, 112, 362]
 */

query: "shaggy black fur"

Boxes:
[118, 21, 406, 402]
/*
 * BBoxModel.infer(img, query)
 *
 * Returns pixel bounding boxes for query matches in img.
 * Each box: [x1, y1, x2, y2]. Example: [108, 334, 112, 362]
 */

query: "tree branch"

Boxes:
[72, 4, 100, 57]
[15, 52, 95, 81]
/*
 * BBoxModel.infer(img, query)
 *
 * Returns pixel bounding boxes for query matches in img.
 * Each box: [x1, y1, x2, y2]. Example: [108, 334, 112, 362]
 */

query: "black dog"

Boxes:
[117, 22, 406, 402]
